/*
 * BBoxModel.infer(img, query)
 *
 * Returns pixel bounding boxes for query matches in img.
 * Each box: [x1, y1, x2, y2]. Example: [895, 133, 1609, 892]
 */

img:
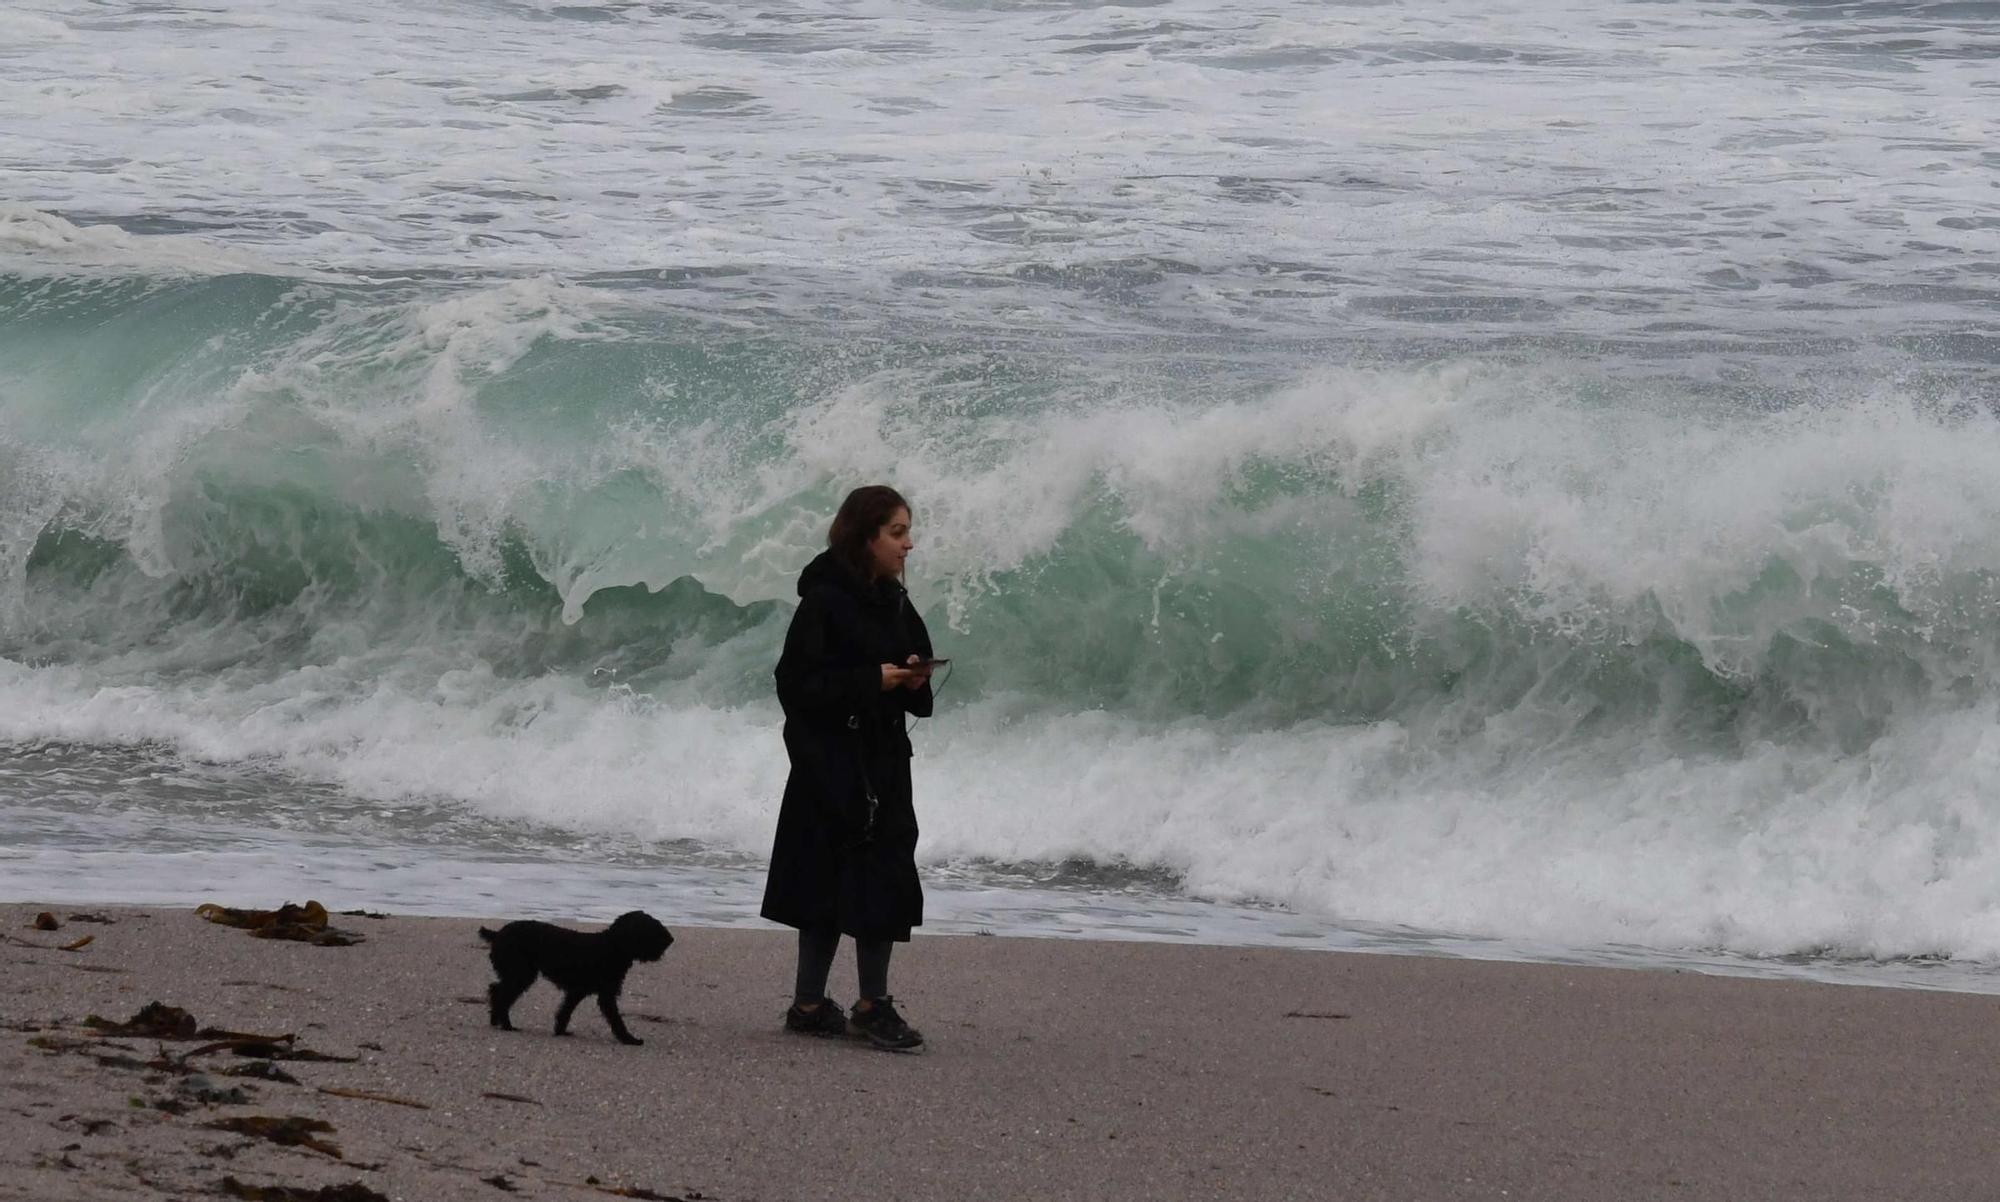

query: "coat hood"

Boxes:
[797, 548, 904, 605]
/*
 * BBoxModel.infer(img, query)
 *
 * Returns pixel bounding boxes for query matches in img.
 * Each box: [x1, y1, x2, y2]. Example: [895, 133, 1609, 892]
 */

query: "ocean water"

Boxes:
[5, 0, 2000, 989]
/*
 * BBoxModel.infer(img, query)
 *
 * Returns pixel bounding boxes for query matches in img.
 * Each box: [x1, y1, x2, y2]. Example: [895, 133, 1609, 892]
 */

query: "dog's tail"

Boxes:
[477, 927, 498, 943]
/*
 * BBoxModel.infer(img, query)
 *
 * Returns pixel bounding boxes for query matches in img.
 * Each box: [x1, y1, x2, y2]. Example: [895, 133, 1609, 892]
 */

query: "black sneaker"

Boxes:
[847, 996, 924, 1052]
[784, 997, 848, 1037]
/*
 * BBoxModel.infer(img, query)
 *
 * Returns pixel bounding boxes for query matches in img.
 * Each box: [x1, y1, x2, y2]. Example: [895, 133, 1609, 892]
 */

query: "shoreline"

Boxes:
[5, 902, 2000, 1201]
[9, 865, 1998, 998]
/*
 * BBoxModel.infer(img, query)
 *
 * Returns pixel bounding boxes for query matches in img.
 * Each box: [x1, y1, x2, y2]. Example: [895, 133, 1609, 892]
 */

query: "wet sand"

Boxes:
[3, 902, 1998, 1201]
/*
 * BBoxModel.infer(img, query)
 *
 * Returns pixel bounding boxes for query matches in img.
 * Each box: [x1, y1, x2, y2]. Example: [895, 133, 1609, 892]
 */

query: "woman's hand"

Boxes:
[900, 654, 932, 691]
[880, 663, 917, 691]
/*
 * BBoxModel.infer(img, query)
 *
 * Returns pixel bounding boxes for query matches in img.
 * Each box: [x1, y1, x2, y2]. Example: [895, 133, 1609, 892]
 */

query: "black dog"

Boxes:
[478, 911, 674, 1045]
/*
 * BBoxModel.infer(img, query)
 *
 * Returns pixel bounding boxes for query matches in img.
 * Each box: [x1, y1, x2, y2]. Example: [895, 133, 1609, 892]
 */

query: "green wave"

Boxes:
[7, 470, 1982, 760]
[6, 267, 2000, 750]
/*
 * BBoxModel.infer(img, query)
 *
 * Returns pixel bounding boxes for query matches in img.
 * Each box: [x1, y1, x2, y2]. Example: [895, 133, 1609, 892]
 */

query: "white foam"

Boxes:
[2, 1, 1992, 342]
[0, 207, 297, 278]
[9, 644, 2000, 961]
[0, 11, 71, 41]
[1385, 376, 2000, 681]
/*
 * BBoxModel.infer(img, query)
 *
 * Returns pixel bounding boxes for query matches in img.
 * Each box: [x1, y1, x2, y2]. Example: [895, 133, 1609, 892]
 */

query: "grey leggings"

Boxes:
[794, 928, 892, 1004]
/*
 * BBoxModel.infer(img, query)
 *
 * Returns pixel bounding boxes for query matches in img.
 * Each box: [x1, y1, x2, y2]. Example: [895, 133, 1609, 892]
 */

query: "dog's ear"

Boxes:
[608, 912, 659, 951]
[608, 912, 674, 960]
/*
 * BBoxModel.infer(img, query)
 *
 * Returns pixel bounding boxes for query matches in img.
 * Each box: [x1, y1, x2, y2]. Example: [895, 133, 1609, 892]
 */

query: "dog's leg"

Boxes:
[597, 990, 643, 1046]
[488, 971, 533, 1031]
[552, 990, 587, 1036]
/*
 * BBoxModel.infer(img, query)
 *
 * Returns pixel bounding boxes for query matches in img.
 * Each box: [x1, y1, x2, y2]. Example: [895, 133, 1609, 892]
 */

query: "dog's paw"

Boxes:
[617, 1035, 644, 1046]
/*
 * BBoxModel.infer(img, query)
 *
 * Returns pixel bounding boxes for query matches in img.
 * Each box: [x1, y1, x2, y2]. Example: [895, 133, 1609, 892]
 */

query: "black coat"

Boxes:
[759, 550, 934, 941]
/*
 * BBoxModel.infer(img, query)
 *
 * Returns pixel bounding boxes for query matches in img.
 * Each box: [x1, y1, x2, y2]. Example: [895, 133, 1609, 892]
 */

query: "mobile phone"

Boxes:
[908, 657, 950, 670]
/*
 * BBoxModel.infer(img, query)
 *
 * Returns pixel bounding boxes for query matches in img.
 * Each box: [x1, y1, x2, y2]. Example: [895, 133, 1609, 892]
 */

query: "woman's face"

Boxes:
[867, 507, 913, 579]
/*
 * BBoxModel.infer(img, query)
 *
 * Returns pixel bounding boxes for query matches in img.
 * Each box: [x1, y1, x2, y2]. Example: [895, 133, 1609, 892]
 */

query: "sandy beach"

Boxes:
[3, 902, 1998, 1201]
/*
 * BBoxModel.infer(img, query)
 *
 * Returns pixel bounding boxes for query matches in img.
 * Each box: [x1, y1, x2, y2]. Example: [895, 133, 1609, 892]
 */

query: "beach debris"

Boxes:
[217, 1177, 389, 1202]
[1282, 1010, 1351, 1020]
[483, 1175, 519, 1192]
[195, 1035, 297, 1058]
[79, 1002, 354, 1064]
[2, 924, 99, 952]
[481, 1091, 541, 1106]
[87, 1002, 199, 1039]
[32, 911, 60, 930]
[88, 1002, 288, 1046]
[582, 1178, 698, 1200]
[316, 1086, 428, 1110]
[200, 900, 327, 931]
[147, 1093, 194, 1115]
[223, 1062, 303, 1086]
[180, 1074, 253, 1105]
[103, 1051, 161, 1073]
[55, 1115, 120, 1136]
[338, 909, 389, 920]
[186, 1035, 302, 1061]
[31, 1031, 172, 1075]
[197, 900, 367, 947]
[204, 1115, 343, 1159]
[67, 912, 116, 923]
[232, 1041, 359, 1064]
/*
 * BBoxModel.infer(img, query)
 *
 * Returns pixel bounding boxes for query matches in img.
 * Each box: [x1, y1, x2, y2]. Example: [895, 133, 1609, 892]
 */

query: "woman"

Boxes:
[760, 484, 936, 1051]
